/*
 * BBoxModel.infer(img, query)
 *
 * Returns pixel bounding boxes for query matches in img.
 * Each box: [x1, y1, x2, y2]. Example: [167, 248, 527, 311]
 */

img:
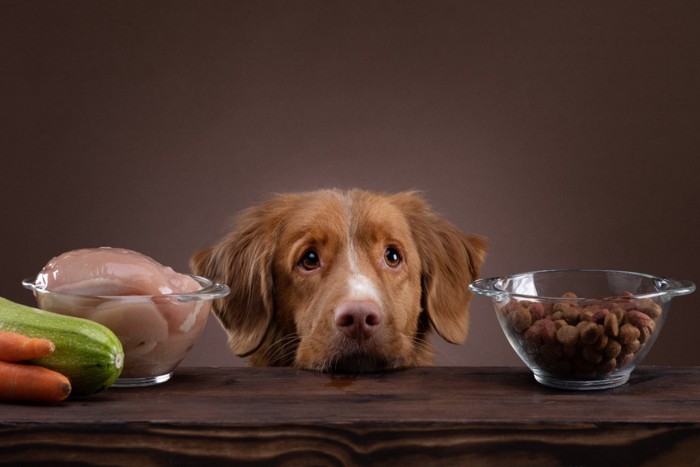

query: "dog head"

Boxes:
[191, 189, 486, 372]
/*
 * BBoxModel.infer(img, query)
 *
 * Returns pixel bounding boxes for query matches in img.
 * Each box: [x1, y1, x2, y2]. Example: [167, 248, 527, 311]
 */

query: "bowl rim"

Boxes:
[22, 273, 230, 302]
[469, 268, 696, 301]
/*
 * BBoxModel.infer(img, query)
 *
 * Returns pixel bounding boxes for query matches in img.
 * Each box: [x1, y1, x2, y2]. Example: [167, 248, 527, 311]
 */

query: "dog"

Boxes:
[191, 189, 486, 373]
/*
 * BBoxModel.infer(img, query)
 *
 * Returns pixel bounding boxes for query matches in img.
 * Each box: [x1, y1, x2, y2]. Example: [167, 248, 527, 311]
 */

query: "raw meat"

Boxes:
[33, 247, 208, 379]
[36, 247, 199, 296]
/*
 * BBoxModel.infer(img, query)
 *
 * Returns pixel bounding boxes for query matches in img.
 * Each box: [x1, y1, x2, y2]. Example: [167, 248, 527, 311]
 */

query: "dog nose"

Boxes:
[334, 301, 382, 341]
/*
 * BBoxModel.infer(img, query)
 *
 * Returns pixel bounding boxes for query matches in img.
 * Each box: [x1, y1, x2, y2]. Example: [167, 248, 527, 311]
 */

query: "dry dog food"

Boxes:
[499, 293, 662, 377]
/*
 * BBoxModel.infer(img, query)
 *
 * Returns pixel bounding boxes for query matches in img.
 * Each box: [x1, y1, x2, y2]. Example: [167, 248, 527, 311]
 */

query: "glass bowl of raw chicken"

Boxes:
[22, 248, 230, 387]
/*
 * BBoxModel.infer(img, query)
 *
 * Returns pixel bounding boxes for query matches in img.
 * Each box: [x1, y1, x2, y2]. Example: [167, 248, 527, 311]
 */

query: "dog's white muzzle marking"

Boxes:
[347, 273, 381, 302]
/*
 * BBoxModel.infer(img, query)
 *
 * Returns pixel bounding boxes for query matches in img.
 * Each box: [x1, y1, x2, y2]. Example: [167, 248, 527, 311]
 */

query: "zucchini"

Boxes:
[0, 297, 124, 396]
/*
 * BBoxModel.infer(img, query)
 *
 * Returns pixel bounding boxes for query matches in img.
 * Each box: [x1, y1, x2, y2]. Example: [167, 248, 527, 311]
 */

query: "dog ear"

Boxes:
[190, 207, 276, 357]
[393, 193, 487, 344]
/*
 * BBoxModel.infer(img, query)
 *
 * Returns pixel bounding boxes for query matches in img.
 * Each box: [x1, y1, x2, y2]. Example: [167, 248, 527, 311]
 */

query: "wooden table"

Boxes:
[2, 366, 699, 465]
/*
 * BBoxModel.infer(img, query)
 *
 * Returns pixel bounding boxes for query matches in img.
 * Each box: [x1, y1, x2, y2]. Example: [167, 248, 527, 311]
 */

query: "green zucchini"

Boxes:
[0, 297, 124, 396]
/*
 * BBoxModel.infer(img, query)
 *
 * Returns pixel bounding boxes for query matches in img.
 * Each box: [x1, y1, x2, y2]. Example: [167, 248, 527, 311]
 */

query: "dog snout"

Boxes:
[334, 301, 382, 341]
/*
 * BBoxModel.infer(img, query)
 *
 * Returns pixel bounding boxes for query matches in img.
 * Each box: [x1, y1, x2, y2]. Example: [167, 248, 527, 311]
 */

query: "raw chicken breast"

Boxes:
[36, 247, 199, 296]
[33, 247, 208, 380]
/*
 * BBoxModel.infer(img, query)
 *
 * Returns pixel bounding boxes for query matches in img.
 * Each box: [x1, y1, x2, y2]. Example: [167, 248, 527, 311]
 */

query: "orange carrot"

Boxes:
[0, 360, 71, 402]
[0, 330, 56, 362]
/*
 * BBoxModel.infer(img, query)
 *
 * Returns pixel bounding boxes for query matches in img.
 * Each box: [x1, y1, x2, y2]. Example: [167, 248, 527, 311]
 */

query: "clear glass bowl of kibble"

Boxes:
[470, 269, 695, 390]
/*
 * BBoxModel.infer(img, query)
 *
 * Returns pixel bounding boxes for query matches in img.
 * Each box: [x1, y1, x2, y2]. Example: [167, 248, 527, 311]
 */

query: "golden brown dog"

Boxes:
[191, 189, 486, 373]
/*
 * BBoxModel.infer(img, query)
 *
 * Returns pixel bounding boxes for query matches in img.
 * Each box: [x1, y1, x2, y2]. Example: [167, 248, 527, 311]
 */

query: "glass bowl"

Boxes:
[469, 269, 695, 390]
[23, 274, 229, 387]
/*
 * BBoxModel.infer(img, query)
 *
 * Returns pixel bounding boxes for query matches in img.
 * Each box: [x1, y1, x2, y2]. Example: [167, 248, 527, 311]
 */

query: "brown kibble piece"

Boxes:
[604, 339, 622, 359]
[523, 324, 542, 345]
[563, 305, 581, 325]
[593, 332, 609, 351]
[538, 319, 557, 344]
[628, 310, 653, 329]
[504, 300, 522, 315]
[646, 304, 662, 320]
[508, 306, 532, 332]
[524, 319, 558, 345]
[619, 324, 640, 344]
[580, 307, 595, 322]
[604, 313, 619, 337]
[610, 306, 625, 323]
[597, 358, 617, 374]
[556, 325, 579, 346]
[623, 340, 641, 354]
[636, 298, 662, 320]
[551, 310, 564, 321]
[578, 321, 601, 346]
[647, 320, 656, 334]
[528, 302, 546, 321]
[619, 353, 635, 368]
[591, 308, 609, 323]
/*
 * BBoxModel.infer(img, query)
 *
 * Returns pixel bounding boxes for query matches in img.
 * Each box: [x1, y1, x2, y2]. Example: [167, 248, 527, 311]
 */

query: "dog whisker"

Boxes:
[413, 334, 459, 366]
[266, 333, 301, 365]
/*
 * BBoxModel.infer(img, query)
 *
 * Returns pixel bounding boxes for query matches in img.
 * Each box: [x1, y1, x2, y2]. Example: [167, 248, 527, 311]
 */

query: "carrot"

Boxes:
[0, 330, 56, 362]
[0, 360, 71, 402]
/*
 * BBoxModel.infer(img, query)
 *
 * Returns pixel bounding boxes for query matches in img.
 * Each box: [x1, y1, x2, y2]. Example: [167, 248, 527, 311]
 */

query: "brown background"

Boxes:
[2, 1, 698, 369]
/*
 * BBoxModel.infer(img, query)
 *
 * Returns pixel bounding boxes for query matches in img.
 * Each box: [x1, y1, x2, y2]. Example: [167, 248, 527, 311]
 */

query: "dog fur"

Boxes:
[191, 189, 486, 373]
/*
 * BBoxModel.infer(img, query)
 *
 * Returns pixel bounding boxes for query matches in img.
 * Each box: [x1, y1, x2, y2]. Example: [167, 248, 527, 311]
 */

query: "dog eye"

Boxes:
[299, 249, 321, 271]
[384, 247, 402, 268]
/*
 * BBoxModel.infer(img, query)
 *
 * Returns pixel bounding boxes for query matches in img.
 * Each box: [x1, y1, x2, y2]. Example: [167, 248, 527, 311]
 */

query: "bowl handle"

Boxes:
[21, 278, 37, 292]
[469, 277, 508, 300]
[195, 281, 231, 300]
[180, 275, 231, 301]
[659, 278, 696, 297]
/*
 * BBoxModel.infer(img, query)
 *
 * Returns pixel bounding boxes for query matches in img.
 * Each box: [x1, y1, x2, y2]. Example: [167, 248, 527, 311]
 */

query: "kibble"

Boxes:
[604, 339, 622, 359]
[578, 321, 601, 346]
[591, 308, 609, 323]
[623, 340, 641, 354]
[639, 326, 651, 344]
[563, 305, 581, 325]
[556, 325, 579, 346]
[593, 332, 608, 351]
[580, 306, 597, 322]
[499, 292, 662, 378]
[507, 305, 531, 332]
[636, 298, 663, 319]
[528, 302, 547, 321]
[610, 306, 626, 324]
[618, 324, 640, 345]
[524, 319, 557, 346]
[627, 310, 652, 328]
[604, 313, 619, 337]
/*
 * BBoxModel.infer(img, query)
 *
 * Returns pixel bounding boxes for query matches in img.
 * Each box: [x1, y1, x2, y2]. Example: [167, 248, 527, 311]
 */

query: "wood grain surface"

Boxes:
[2, 367, 700, 465]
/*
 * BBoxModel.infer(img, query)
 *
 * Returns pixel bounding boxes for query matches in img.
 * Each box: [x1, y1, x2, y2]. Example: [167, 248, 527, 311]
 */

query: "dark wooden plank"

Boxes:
[2, 367, 700, 465]
[1, 421, 699, 465]
[4, 366, 700, 425]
